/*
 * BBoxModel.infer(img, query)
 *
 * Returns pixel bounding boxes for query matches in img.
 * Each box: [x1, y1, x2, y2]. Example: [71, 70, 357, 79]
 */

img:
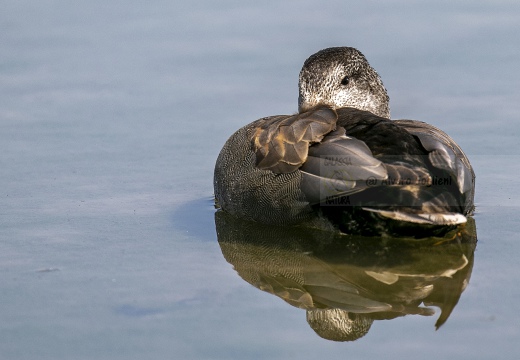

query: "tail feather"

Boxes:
[362, 207, 467, 225]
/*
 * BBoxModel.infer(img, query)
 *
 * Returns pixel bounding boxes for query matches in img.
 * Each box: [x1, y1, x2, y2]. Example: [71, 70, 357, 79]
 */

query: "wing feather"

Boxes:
[252, 106, 337, 173]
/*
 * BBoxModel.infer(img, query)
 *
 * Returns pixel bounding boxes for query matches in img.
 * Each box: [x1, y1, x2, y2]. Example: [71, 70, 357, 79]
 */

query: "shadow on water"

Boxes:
[215, 210, 477, 342]
[171, 197, 217, 241]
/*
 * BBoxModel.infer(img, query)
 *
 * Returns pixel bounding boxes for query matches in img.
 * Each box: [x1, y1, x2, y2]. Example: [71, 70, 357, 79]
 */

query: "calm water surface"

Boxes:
[1, 1, 520, 359]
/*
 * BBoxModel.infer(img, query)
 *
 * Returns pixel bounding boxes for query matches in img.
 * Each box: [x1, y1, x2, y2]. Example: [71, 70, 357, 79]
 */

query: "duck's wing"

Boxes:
[394, 120, 475, 215]
[299, 128, 388, 204]
[252, 106, 337, 173]
[251, 106, 391, 205]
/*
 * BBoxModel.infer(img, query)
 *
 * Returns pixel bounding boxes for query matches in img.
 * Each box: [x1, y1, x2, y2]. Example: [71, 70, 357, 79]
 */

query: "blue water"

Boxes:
[1, 1, 520, 359]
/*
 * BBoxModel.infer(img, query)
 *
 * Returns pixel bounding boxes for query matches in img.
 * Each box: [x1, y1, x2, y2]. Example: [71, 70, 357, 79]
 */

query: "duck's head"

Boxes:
[306, 308, 373, 342]
[298, 47, 390, 118]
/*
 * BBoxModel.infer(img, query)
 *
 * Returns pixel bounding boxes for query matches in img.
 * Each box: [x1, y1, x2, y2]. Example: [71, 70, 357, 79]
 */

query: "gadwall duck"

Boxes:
[214, 47, 475, 236]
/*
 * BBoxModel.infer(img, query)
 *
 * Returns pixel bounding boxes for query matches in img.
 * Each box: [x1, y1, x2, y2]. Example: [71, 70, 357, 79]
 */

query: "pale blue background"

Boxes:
[1, 1, 519, 359]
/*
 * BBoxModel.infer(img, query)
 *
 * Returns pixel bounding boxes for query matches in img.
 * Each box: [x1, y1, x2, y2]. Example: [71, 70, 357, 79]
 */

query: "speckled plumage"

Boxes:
[214, 47, 475, 236]
[298, 47, 390, 117]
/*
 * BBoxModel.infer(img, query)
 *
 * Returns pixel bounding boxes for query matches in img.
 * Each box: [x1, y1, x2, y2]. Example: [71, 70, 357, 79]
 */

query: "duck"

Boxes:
[214, 47, 475, 236]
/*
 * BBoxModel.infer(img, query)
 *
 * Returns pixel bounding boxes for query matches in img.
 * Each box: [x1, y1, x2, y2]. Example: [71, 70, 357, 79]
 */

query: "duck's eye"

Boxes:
[340, 76, 349, 86]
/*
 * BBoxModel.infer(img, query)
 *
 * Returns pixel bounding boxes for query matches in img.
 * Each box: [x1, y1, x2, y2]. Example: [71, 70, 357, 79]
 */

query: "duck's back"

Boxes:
[303, 108, 475, 235]
[336, 108, 474, 217]
[337, 108, 425, 159]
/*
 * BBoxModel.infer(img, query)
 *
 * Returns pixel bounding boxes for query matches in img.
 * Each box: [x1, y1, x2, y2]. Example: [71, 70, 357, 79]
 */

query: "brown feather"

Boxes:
[252, 106, 337, 173]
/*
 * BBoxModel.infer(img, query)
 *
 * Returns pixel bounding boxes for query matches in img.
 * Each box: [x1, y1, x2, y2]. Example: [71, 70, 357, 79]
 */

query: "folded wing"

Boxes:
[299, 128, 388, 204]
[252, 106, 337, 173]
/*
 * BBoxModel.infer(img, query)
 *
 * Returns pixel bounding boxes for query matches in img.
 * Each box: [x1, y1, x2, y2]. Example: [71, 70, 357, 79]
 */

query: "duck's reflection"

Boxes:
[215, 211, 477, 341]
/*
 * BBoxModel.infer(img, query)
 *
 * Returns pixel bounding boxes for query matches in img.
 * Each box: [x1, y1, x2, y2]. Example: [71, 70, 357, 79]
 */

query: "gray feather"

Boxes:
[300, 129, 387, 204]
[394, 120, 475, 215]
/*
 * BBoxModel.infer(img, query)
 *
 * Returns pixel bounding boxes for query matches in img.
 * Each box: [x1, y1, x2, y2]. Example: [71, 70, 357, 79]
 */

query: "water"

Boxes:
[1, 1, 519, 359]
